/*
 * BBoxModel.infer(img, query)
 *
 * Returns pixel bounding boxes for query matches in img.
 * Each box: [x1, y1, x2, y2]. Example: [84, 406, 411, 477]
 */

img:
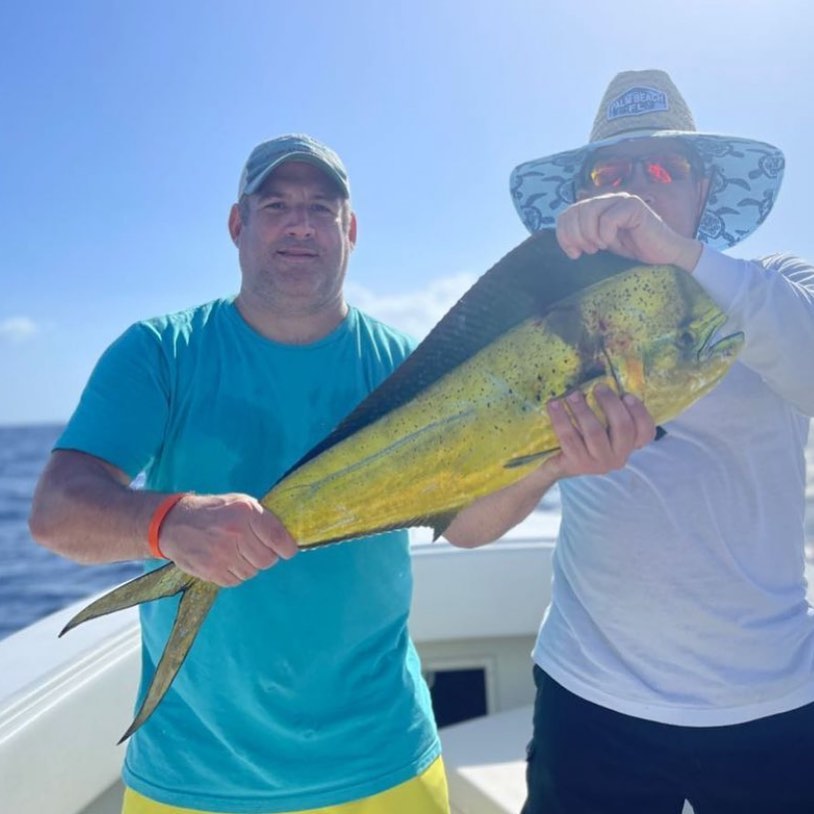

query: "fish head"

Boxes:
[591, 265, 744, 423]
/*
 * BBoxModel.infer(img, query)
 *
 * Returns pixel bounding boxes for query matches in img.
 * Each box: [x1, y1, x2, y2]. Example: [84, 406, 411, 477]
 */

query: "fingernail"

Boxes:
[622, 394, 639, 406]
[567, 391, 582, 404]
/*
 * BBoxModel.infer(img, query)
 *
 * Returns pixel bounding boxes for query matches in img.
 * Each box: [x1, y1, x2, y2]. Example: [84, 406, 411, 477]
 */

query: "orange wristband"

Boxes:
[148, 493, 188, 559]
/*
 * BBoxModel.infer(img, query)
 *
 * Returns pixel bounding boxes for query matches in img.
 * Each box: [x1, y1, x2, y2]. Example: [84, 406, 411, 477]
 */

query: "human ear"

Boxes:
[228, 204, 242, 246]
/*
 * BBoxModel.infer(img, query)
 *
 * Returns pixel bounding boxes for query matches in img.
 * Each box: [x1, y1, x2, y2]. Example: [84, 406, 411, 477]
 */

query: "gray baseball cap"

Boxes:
[237, 134, 350, 199]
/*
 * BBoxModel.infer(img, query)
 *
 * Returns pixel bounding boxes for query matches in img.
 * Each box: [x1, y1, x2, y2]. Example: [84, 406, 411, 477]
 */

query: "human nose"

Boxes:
[284, 204, 315, 237]
[621, 160, 656, 202]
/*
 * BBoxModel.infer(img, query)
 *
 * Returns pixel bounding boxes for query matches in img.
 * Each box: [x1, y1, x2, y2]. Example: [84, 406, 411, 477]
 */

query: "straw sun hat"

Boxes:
[510, 69, 785, 250]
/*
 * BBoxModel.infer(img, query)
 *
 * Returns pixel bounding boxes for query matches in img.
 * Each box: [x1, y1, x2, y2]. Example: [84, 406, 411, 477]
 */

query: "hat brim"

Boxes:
[243, 152, 350, 198]
[510, 131, 784, 250]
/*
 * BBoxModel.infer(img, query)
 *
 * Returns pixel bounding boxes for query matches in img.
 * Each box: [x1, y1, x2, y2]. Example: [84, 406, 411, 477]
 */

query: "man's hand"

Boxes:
[443, 386, 655, 549]
[29, 450, 298, 585]
[158, 493, 298, 587]
[542, 385, 656, 481]
[555, 192, 703, 273]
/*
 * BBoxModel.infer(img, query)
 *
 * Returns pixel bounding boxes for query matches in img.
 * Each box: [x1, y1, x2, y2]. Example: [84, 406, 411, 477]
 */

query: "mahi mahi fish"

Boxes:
[60, 229, 744, 741]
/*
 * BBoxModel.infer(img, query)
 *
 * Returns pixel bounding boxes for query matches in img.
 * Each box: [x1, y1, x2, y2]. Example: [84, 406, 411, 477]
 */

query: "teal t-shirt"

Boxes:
[57, 299, 440, 813]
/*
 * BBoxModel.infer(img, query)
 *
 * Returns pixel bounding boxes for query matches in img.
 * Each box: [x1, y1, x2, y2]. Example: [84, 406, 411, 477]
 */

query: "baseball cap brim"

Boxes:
[237, 134, 350, 199]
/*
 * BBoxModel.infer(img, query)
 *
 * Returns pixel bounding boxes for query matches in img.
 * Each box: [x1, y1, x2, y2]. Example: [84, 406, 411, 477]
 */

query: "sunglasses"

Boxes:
[583, 152, 699, 190]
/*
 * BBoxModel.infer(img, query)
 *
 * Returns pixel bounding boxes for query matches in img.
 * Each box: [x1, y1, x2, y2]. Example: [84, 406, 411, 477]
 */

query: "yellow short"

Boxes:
[121, 756, 449, 814]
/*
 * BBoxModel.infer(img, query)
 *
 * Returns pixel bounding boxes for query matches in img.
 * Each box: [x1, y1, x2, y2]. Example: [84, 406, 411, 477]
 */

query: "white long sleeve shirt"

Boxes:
[534, 247, 814, 726]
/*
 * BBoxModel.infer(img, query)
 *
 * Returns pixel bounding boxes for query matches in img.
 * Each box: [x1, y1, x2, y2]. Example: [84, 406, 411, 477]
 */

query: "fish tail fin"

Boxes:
[59, 563, 221, 740]
[59, 562, 193, 636]
[118, 578, 219, 742]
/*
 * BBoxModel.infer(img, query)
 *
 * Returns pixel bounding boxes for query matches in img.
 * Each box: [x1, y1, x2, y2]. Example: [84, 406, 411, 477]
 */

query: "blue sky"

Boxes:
[2, 0, 811, 425]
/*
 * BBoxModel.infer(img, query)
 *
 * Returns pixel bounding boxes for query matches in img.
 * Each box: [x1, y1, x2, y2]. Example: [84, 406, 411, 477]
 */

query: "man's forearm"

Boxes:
[443, 460, 561, 549]
[29, 450, 160, 564]
[30, 450, 300, 586]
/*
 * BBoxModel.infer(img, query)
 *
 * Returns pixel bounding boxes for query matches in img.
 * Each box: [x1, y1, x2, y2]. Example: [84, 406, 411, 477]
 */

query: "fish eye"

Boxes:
[677, 330, 695, 348]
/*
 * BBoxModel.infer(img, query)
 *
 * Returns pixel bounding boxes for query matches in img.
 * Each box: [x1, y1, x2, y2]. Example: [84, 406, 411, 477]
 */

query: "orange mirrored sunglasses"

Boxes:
[584, 152, 698, 190]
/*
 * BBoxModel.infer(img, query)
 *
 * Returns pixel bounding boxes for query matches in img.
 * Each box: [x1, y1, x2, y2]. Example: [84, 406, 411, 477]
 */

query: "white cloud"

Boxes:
[0, 316, 39, 343]
[346, 273, 477, 340]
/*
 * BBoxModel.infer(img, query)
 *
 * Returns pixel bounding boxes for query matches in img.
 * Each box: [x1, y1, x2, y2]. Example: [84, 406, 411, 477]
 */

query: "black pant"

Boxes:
[521, 666, 814, 814]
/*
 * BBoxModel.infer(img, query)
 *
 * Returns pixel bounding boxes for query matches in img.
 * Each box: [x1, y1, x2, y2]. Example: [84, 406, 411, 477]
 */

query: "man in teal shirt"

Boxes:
[29, 134, 654, 813]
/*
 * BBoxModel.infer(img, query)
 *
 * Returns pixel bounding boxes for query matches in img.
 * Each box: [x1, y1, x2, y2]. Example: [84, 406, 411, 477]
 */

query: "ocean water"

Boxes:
[0, 424, 141, 640]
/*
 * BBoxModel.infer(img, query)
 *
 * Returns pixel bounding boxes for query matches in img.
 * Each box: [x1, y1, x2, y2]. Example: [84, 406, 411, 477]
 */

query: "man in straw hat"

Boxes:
[507, 69, 814, 811]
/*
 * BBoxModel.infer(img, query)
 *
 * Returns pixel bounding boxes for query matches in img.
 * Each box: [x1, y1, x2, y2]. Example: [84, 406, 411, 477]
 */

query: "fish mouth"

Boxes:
[698, 312, 745, 361]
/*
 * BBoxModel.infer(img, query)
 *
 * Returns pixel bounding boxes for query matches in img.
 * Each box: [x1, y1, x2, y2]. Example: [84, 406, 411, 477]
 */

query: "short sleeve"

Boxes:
[56, 322, 172, 479]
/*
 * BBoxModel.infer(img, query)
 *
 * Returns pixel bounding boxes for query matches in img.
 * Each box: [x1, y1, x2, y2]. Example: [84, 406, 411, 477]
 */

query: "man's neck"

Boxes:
[234, 294, 349, 345]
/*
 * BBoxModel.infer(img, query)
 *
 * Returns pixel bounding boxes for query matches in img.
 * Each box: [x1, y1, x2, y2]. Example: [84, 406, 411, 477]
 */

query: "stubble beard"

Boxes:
[247, 255, 347, 318]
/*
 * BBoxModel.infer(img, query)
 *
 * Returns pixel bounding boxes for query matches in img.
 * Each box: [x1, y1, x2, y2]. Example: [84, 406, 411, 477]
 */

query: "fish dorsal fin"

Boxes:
[283, 230, 635, 476]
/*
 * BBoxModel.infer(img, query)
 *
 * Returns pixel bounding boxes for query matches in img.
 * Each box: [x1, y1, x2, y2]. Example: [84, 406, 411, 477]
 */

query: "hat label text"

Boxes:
[607, 87, 668, 121]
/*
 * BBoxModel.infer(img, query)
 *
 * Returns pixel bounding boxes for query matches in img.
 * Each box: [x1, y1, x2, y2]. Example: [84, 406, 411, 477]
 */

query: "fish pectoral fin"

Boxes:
[504, 448, 559, 469]
[60, 563, 195, 636]
[119, 578, 219, 743]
